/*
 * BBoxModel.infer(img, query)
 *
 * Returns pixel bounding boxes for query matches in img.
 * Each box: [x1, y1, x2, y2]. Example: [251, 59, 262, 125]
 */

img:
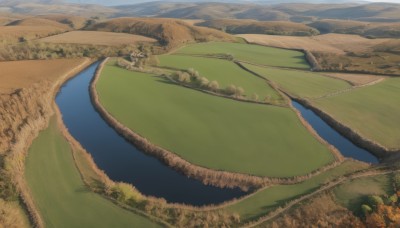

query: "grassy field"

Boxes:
[334, 175, 392, 213]
[40, 31, 157, 46]
[174, 42, 309, 69]
[313, 78, 400, 149]
[242, 63, 351, 98]
[225, 160, 368, 222]
[158, 55, 283, 101]
[97, 64, 334, 177]
[25, 119, 159, 228]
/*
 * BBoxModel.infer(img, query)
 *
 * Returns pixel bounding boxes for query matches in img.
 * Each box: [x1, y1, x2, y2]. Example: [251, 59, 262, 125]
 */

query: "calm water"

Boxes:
[292, 101, 379, 164]
[56, 62, 246, 206]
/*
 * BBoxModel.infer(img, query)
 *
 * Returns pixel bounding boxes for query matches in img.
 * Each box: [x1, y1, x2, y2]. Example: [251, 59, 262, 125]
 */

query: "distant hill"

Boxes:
[6, 17, 71, 30]
[35, 14, 88, 29]
[86, 17, 235, 48]
[309, 19, 400, 38]
[198, 19, 319, 36]
[111, 2, 400, 22]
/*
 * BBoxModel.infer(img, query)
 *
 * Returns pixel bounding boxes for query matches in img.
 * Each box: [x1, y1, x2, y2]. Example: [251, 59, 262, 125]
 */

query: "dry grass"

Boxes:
[322, 73, 385, 86]
[0, 58, 86, 93]
[40, 31, 157, 46]
[7, 18, 70, 30]
[35, 14, 88, 29]
[199, 19, 319, 36]
[0, 26, 66, 43]
[87, 17, 235, 49]
[183, 19, 204, 26]
[238, 33, 391, 54]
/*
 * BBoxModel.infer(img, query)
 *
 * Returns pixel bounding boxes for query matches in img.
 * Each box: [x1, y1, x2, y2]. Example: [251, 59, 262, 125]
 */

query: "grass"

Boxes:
[97, 64, 334, 177]
[158, 55, 283, 101]
[225, 160, 368, 222]
[313, 77, 400, 149]
[174, 42, 309, 69]
[242, 63, 352, 98]
[334, 175, 392, 214]
[25, 118, 160, 228]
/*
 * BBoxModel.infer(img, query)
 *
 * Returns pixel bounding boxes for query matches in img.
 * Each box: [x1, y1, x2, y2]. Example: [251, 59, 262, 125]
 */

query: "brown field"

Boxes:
[40, 31, 157, 46]
[35, 14, 88, 29]
[0, 25, 67, 42]
[238, 33, 391, 54]
[7, 18, 71, 30]
[322, 73, 385, 86]
[0, 58, 87, 93]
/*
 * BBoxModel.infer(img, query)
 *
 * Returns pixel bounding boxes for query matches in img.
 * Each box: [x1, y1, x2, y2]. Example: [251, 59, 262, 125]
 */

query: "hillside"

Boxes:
[35, 14, 88, 29]
[86, 18, 235, 48]
[198, 19, 319, 36]
[309, 19, 400, 38]
[7, 17, 71, 30]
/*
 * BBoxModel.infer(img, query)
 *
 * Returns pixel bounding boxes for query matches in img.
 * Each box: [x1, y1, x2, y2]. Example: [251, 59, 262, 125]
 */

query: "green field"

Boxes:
[175, 42, 309, 69]
[25, 119, 159, 228]
[97, 64, 334, 177]
[313, 78, 400, 149]
[334, 175, 392, 213]
[158, 55, 283, 101]
[225, 161, 367, 222]
[242, 63, 352, 98]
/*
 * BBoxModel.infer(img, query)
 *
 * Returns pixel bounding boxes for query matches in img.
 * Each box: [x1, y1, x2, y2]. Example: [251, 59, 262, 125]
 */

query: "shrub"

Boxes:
[361, 204, 373, 216]
[236, 87, 245, 97]
[367, 195, 384, 208]
[111, 182, 143, 204]
[178, 72, 191, 83]
[208, 80, 220, 92]
[199, 77, 210, 87]
[251, 93, 259, 101]
[225, 84, 237, 96]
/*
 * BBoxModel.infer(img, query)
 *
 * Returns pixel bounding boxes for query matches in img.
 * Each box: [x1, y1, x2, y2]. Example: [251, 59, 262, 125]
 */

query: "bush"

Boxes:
[199, 77, 210, 87]
[225, 84, 237, 96]
[208, 80, 220, 92]
[236, 87, 245, 97]
[111, 182, 143, 204]
[251, 93, 259, 101]
[361, 204, 373, 216]
[367, 195, 384, 208]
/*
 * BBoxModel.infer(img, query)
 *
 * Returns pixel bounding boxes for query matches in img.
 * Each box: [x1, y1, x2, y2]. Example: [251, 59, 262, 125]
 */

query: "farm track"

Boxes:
[312, 78, 386, 100]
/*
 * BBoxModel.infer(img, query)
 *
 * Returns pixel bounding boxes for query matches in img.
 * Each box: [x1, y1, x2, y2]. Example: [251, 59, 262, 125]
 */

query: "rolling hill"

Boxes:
[86, 17, 235, 48]
[198, 19, 320, 36]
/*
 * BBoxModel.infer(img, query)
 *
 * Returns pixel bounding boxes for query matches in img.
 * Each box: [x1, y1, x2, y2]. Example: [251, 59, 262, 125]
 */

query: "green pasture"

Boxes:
[96, 65, 334, 177]
[25, 119, 160, 228]
[158, 55, 283, 101]
[242, 63, 351, 98]
[175, 42, 309, 69]
[313, 78, 400, 149]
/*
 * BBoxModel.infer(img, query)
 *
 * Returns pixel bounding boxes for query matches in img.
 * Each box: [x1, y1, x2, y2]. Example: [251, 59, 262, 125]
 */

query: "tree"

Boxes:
[361, 204, 373, 216]
[225, 84, 237, 96]
[251, 93, 259, 101]
[235, 87, 245, 97]
[208, 80, 220, 92]
[199, 77, 210, 87]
